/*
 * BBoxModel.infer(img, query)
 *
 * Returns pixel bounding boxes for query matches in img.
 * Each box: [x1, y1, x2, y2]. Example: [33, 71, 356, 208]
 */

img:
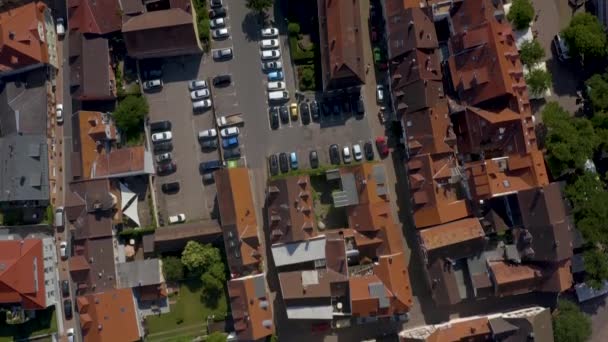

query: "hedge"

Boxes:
[119, 226, 156, 239]
[289, 36, 315, 64]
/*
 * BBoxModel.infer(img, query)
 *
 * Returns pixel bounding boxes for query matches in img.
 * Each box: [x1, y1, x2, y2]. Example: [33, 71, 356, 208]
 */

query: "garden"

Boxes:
[0, 307, 57, 342]
[285, 2, 322, 91]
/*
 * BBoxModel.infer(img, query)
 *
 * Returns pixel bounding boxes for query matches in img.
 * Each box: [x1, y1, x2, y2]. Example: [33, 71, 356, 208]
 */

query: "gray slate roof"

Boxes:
[116, 259, 162, 288]
[0, 135, 49, 203]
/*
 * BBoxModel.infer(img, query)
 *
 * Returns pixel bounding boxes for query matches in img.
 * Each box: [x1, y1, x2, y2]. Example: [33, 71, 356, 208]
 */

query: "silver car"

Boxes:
[212, 48, 233, 60]
[212, 28, 229, 39]
[190, 89, 210, 100]
[188, 80, 208, 91]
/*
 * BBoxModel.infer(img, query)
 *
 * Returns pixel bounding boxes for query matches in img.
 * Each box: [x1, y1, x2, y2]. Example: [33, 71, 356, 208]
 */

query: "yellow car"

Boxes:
[289, 103, 298, 120]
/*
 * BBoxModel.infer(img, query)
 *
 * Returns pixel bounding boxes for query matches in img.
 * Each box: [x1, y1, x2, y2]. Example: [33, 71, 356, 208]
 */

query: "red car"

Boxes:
[311, 322, 330, 333]
[376, 136, 389, 157]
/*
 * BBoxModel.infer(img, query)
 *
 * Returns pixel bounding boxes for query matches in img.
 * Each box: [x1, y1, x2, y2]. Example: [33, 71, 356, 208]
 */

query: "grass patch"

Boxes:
[0, 307, 57, 341]
[309, 175, 348, 229]
[288, 35, 315, 63]
[42, 205, 53, 225]
[145, 279, 228, 337]
[193, 0, 210, 52]
[125, 130, 144, 146]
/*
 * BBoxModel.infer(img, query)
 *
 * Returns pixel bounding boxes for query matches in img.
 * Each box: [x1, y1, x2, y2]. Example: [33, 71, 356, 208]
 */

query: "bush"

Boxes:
[299, 66, 315, 90]
[119, 226, 156, 239]
[193, 0, 210, 50]
[288, 22, 301, 36]
[162, 256, 185, 282]
[525, 68, 552, 98]
[289, 36, 315, 63]
[553, 300, 592, 342]
[113, 95, 148, 137]
[519, 39, 545, 66]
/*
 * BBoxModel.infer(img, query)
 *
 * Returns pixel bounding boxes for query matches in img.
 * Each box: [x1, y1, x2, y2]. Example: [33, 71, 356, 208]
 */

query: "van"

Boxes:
[268, 91, 289, 102]
[55, 207, 65, 229]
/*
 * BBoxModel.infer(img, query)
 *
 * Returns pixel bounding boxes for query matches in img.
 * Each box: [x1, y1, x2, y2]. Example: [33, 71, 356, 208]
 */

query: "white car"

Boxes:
[353, 144, 362, 161]
[143, 79, 162, 91]
[193, 99, 213, 110]
[198, 128, 217, 139]
[190, 89, 210, 100]
[56, 18, 65, 37]
[66, 328, 74, 342]
[156, 152, 171, 163]
[262, 61, 283, 71]
[343, 146, 352, 163]
[267, 81, 285, 91]
[220, 126, 240, 138]
[169, 213, 186, 224]
[261, 49, 281, 60]
[60, 241, 67, 259]
[56, 104, 64, 124]
[376, 85, 385, 104]
[188, 79, 208, 90]
[210, 18, 225, 29]
[152, 131, 172, 142]
[212, 28, 229, 39]
[260, 39, 279, 49]
[261, 27, 279, 38]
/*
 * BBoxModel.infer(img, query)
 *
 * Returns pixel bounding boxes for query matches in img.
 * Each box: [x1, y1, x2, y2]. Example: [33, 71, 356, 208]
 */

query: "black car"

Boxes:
[150, 120, 171, 132]
[61, 280, 70, 298]
[355, 97, 364, 115]
[269, 107, 280, 129]
[322, 101, 331, 116]
[213, 74, 232, 87]
[209, 7, 227, 18]
[310, 100, 320, 120]
[64, 299, 73, 320]
[364, 141, 374, 161]
[329, 144, 341, 165]
[210, 0, 222, 8]
[309, 150, 319, 169]
[200, 139, 218, 150]
[157, 162, 176, 175]
[269, 154, 279, 176]
[279, 152, 289, 173]
[200, 160, 224, 173]
[224, 148, 241, 160]
[153, 141, 173, 153]
[300, 102, 311, 125]
[161, 181, 180, 193]
[279, 105, 289, 123]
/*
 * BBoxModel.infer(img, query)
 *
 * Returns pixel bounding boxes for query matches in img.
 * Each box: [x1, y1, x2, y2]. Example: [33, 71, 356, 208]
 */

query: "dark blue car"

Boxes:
[222, 136, 239, 148]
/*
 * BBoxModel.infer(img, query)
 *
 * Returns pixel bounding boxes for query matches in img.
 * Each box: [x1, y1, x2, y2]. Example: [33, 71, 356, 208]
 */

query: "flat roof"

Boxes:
[271, 236, 326, 267]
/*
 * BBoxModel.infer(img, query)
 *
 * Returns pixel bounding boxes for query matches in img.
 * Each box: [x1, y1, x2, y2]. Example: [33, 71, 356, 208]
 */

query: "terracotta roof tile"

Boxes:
[404, 101, 456, 156]
[489, 261, 544, 297]
[0, 239, 46, 310]
[228, 274, 273, 341]
[386, 5, 437, 59]
[267, 176, 317, 244]
[418, 217, 485, 251]
[67, 0, 122, 35]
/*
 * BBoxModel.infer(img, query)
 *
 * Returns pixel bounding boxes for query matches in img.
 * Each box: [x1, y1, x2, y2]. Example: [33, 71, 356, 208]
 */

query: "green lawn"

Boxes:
[0, 307, 57, 342]
[145, 279, 228, 338]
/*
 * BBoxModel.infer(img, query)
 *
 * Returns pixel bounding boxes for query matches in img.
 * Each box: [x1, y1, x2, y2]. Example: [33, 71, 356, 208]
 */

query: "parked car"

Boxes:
[60, 241, 68, 259]
[143, 79, 163, 91]
[300, 102, 310, 125]
[64, 299, 73, 320]
[209, 7, 227, 18]
[290, 152, 298, 170]
[193, 99, 213, 111]
[56, 18, 65, 37]
[66, 328, 75, 342]
[289, 103, 298, 120]
[213, 74, 232, 87]
[222, 136, 239, 148]
[261, 49, 281, 60]
[210, 0, 222, 8]
[553, 34, 571, 62]
[279, 152, 289, 173]
[279, 105, 289, 123]
[200, 139, 218, 150]
[203, 173, 215, 183]
[364, 141, 374, 160]
[198, 128, 217, 140]
[263, 61, 283, 71]
[329, 144, 340, 165]
[153, 141, 173, 153]
[156, 162, 176, 175]
[169, 214, 186, 224]
[220, 126, 239, 138]
[156, 152, 171, 163]
[343, 146, 352, 163]
[376, 85, 385, 104]
[376, 136, 389, 157]
[267, 81, 285, 91]
[355, 96, 365, 115]
[353, 144, 363, 161]
[210, 17, 226, 28]
[150, 120, 171, 132]
[261, 27, 279, 38]
[212, 28, 229, 39]
[188, 79, 208, 90]
[269, 154, 279, 176]
[200, 160, 225, 173]
[61, 280, 70, 298]
[56, 104, 64, 124]
[260, 39, 279, 49]
[310, 100, 319, 120]
[191, 89, 210, 100]
[268, 90, 289, 102]
[151, 131, 172, 143]
[309, 150, 319, 169]
[268, 71, 284, 81]
[269, 107, 279, 129]
[213, 48, 233, 60]
[161, 181, 180, 193]
[224, 148, 241, 159]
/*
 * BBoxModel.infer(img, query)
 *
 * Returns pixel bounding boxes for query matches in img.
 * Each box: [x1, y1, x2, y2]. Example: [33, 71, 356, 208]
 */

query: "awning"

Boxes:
[123, 199, 140, 227]
[120, 182, 137, 211]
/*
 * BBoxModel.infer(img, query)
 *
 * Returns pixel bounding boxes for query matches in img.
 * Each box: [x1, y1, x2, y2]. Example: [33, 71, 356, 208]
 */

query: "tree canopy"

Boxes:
[519, 39, 545, 66]
[553, 300, 592, 342]
[162, 256, 184, 282]
[562, 12, 608, 60]
[113, 95, 148, 136]
[586, 73, 608, 111]
[507, 0, 534, 30]
[181, 241, 222, 276]
[583, 248, 608, 289]
[542, 102, 599, 176]
[246, 0, 273, 13]
[525, 68, 552, 98]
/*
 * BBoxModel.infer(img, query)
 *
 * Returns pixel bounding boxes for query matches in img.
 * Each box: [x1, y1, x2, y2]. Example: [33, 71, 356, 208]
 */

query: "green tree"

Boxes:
[565, 172, 604, 209]
[591, 111, 608, 151]
[181, 241, 222, 276]
[525, 68, 552, 98]
[201, 271, 225, 297]
[162, 256, 184, 282]
[113, 95, 148, 135]
[206, 332, 227, 342]
[562, 12, 608, 60]
[299, 67, 315, 90]
[586, 73, 608, 111]
[507, 0, 534, 30]
[542, 102, 599, 176]
[583, 248, 608, 289]
[288, 22, 300, 36]
[519, 39, 545, 66]
[246, 0, 273, 14]
[553, 300, 592, 342]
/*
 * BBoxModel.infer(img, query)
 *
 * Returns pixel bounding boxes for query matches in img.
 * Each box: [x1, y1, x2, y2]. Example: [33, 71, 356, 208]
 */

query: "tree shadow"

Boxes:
[241, 11, 262, 42]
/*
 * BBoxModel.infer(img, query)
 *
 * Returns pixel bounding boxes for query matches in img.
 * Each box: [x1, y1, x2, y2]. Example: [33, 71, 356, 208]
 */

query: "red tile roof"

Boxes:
[267, 176, 317, 244]
[0, 239, 46, 310]
[404, 101, 456, 156]
[0, 2, 50, 73]
[67, 0, 122, 35]
[418, 217, 484, 251]
[228, 274, 274, 341]
[489, 261, 544, 297]
[386, 5, 437, 60]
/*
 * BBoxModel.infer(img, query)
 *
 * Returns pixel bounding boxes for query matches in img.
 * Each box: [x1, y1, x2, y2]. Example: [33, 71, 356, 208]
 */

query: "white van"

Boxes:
[55, 207, 65, 229]
[268, 90, 289, 102]
[267, 81, 285, 91]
